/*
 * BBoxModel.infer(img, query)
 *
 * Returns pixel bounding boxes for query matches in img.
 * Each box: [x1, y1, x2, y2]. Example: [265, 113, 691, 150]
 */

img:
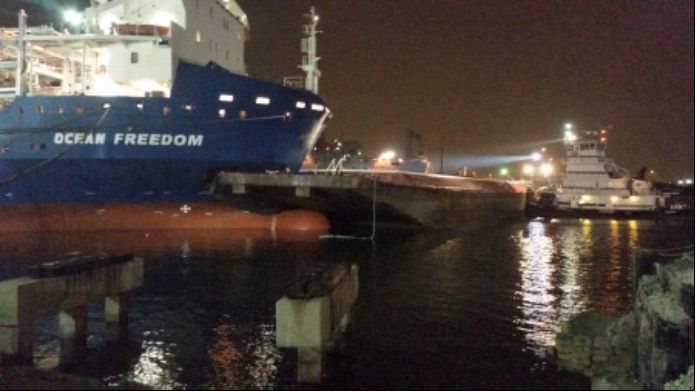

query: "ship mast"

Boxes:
[16, 10, 27, 96]
[299, 7, 321, 94]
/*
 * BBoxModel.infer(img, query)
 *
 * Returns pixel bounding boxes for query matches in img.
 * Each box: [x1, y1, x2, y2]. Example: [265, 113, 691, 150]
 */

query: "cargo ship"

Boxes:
[0, 1, 331, 231]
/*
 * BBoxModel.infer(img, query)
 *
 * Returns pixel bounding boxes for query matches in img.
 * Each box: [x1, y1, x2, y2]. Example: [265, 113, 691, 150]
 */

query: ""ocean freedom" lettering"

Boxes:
[53, 132, 204, 147]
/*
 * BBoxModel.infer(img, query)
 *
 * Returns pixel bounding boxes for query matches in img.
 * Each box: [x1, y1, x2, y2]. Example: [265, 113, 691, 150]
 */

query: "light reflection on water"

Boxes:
[515, 220, 573, 355]
[0, 219, 692, 389]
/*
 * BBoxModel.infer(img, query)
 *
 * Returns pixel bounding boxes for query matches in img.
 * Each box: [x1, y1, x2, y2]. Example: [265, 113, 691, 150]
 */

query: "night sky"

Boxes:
[239, 0, 694, 180]
[4, 1, 694, 180]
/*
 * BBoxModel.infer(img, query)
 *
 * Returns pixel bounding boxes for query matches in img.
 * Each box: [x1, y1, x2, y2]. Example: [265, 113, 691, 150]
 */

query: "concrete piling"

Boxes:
[0, 254, 143, 365]
[276, 263, 358, 383]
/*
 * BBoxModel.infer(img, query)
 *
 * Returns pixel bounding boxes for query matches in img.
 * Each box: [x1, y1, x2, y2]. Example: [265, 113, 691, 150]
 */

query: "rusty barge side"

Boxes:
[213, 171, 527, 231]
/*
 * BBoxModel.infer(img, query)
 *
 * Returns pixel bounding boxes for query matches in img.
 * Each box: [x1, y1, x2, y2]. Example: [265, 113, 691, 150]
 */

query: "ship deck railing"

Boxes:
[283, 76, 305, 89]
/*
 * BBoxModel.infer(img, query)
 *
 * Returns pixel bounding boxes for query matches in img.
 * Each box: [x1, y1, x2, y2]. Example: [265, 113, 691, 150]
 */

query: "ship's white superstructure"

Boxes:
[545, 124, 664, 213]
[0, 0, 249, 98]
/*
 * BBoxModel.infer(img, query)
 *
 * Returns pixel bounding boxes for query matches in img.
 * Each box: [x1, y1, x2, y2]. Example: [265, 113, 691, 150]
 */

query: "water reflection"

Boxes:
[0, 219, 691, 390]
[127, 330, 182, 390]
[515, 220, 586, 356]
[207, 317, 280, 390]
[512, 218, 662, 357]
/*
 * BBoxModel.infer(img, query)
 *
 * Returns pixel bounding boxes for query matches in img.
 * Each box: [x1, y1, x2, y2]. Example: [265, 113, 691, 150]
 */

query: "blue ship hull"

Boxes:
[0, 61, 329, 205]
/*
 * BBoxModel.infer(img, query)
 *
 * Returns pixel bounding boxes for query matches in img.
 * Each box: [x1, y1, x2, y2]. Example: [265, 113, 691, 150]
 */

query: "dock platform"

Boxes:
[214, 170, 527, 230]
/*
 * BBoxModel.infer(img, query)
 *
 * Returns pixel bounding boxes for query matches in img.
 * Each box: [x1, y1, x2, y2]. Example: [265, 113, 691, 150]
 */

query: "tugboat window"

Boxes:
[162, 106, 170, 116]
[131, 52, 138, 64]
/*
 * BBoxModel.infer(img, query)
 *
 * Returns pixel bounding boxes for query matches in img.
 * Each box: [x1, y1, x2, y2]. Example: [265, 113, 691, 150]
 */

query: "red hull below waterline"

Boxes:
[0, 203, 330, 234]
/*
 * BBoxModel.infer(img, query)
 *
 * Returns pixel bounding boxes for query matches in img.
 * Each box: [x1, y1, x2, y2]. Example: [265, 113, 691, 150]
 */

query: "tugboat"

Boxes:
[527, 124, 683, 218]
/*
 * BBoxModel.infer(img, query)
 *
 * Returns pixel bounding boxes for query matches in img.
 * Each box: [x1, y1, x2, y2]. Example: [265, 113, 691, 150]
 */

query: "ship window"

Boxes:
[210, 8, 213, 18]
[36, 105, 44, 114]
[18, 106, 23, 114]
[239, 110, 247, 119]
[218, 109, 226, 118]
[183, 104, 194, 112]
[162, 106, 170, 116]
[76, 105, 84, 115]
[55, 106, 63, 114]
[131, 52, 139, 64]
[255, 96, 270, 105]
[136, 101, 144, 111]
[31, 143, 39, 151]
[311, 103, 325, 112]
[219, 94, 234, 102]
[40, 143, 46, 150]
[102, 103, 111, 109]
[296, 101, 306, 109]
[1, 145, 8, 153]
[196, 31, 201, 43]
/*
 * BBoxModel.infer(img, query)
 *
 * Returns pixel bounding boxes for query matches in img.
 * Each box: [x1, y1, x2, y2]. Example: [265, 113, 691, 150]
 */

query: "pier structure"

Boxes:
[0, 254, 143, 364]
[215, 171, 527, 231]
[276, 263, 358, 383]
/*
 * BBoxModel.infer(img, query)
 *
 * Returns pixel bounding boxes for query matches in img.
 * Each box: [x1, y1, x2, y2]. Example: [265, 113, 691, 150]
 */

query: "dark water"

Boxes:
[0, 218, 693, 390]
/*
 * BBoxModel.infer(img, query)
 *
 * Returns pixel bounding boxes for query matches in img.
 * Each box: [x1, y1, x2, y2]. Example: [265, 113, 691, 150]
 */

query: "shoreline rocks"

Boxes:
[554, 250, 695, 390]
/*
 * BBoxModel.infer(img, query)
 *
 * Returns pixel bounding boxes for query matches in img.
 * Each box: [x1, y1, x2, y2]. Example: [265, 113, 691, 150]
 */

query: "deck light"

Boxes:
[63, 10, 83, 27]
